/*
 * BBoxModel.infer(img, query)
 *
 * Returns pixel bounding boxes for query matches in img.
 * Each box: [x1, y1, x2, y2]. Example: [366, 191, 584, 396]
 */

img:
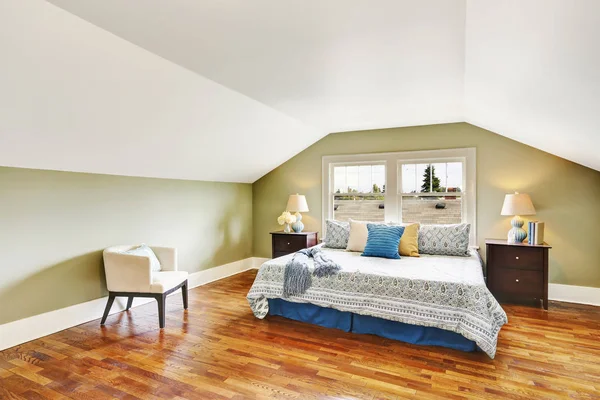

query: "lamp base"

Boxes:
[291, 212, 304, 233]
[507, 215, 527, 243]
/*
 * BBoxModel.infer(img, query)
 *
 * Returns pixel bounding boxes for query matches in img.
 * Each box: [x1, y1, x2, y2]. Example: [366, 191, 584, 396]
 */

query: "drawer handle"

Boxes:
[515, 279, 519, 282]
[287, 242, 290, 245]
[515, 256, 519, 260]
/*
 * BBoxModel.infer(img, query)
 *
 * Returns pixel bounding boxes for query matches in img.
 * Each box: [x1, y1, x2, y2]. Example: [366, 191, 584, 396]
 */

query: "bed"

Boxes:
[247, 245, 508, 358]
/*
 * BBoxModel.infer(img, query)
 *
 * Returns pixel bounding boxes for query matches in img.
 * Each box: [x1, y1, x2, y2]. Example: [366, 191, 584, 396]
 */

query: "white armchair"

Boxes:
[101, 245, 188, 328]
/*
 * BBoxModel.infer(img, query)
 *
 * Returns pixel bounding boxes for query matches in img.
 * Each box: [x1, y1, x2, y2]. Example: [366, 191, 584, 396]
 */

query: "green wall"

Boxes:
[0, 167, 252, 324]
[252, 123, 600, 288]
[3, 122, 599, 326]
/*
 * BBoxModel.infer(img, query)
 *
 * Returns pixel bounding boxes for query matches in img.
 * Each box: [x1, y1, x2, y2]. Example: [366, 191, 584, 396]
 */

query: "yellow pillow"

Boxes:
[399, 223, 420, 257]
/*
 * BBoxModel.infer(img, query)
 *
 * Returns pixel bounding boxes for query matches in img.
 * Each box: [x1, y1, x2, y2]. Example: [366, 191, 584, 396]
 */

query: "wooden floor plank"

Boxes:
[1, 270, 599, 399]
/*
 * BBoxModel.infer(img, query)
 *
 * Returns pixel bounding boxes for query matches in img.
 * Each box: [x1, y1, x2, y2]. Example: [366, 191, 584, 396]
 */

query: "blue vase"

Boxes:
[508, 215, 527, 243]
[292, 212, 304, 233]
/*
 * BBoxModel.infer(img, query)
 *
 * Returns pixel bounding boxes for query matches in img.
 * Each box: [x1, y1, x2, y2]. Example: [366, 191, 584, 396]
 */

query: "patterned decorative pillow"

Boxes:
[323, 219, 350, 249]
[362, 224, 405, 259]
[418, 224, 471, 257]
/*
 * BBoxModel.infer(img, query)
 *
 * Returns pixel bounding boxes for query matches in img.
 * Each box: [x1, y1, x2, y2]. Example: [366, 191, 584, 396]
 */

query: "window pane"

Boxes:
[401, 164, 417, 193]
[416, 163, 430, 192]
[358, 165, 372, 193]
[333, 166, 346, 193]
[372, 165, 385, 193]
[405, 162, 463, 193]
[334, 196, 385, 222]
[334, 164, 385, 194]
[401, 195, 462, 224]
[446, 162, 463, 192]
[346, 166, 359, 192]
[432, 163, 447, 191]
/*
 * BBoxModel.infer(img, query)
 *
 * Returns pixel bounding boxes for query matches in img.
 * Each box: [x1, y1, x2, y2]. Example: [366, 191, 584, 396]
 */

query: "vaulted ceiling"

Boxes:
[465, 0, 600, 173]
[1, 0, 598, 183]
[47, 0, 468, 134]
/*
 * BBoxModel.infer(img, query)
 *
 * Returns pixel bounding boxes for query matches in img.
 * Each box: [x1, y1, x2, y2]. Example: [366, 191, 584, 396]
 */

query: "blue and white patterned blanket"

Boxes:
[247, 246, 507, 358]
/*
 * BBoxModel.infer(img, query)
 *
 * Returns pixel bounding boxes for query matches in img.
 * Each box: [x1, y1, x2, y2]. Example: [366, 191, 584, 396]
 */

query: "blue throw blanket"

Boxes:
[283, 247, 341, 297]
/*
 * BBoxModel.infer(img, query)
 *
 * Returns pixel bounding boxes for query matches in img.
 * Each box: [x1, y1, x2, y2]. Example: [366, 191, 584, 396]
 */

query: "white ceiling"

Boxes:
[465, 0, 600, 172]
[0, 0, 322, 183]
[2, 0, 598, 183]
[46, 0, 467, 134]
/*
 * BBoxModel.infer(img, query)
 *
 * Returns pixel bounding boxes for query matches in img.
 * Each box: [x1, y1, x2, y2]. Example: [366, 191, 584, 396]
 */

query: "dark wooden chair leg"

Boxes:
[125, 296, 134, 311]
[157, 294, 166, 329]
[182, 280, 188, 310]
[101, 294, 116, 325]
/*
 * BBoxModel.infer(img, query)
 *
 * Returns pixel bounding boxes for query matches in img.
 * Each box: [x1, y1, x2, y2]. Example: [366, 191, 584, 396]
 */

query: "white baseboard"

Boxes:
[252, 257, 270, 269]
[549, 283, 600, 306]
[187, 257, 258, 287]
[0, 257, 262, 351]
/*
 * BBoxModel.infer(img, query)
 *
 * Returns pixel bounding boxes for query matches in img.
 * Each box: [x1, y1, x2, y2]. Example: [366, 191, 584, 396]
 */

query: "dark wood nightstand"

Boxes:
[270, 231, 318, 259]
[486, 239, 551, 310]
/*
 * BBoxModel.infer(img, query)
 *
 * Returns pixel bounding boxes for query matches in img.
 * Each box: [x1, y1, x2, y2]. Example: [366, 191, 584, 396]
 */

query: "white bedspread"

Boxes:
[269, 246, 485, 285]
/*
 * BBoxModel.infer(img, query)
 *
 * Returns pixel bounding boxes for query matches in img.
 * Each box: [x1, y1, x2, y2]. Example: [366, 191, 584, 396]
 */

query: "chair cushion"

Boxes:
[150, 271, 188, 293]
[124, 244, 162, 272]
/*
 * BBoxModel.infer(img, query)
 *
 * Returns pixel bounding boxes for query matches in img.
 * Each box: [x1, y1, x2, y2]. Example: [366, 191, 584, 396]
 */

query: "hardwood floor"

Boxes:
[1, 270, 599, 399]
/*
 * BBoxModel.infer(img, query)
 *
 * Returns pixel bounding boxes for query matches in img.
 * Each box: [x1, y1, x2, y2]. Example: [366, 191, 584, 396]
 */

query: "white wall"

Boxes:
[465, 0, 600, 172]
[0, 0, 322, 183]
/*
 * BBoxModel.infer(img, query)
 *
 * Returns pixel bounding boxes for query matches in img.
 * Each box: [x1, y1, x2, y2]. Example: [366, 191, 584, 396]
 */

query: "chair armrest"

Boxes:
[103, 251, 152, 293]
[151, 246, 177, 271]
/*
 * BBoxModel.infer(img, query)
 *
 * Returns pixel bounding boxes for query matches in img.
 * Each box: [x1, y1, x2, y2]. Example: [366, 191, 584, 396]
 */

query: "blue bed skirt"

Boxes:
[268, 298, 476, 352]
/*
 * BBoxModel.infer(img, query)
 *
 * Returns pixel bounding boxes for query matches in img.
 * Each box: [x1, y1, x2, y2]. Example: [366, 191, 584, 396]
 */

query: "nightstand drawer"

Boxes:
[273, 235, 308, 252]
[494, 269, 543, 295]
[495, 247, 543, 270]
[271, 231, 318, 259]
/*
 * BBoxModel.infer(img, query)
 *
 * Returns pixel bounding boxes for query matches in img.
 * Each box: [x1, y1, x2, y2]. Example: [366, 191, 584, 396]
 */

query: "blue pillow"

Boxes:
[362, 224, 405, 259]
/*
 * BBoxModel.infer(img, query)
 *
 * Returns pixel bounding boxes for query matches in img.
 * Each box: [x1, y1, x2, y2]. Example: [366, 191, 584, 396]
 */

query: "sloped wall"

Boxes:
[0, 0, 321, 183]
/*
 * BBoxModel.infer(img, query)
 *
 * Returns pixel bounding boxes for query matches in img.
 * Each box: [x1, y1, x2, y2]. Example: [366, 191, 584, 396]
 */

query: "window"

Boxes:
[332, 164, 386, 222]
[400, 161, 464, 225]
[322, 148, 476, 244]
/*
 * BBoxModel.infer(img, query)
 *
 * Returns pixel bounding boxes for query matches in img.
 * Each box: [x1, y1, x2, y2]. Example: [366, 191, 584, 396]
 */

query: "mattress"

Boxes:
[271, 245, 486, 284]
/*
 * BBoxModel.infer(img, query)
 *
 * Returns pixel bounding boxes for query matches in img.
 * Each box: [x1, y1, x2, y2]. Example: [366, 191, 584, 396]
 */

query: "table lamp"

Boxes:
[286, 194, 309, 233]
[501, 192, 536, 243]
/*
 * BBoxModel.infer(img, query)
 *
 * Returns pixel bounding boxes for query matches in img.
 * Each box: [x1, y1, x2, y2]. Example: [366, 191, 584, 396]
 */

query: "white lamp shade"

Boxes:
[501, 192, 536, 216]
[286, 194, 309, 212]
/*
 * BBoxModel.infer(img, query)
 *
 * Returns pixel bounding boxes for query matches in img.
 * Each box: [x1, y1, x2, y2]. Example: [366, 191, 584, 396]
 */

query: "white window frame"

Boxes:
[322, 148, 477, 245]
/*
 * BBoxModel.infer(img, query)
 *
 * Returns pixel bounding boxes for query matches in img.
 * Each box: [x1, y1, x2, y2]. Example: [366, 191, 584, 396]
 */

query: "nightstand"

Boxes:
[270, 231, 318, 259]
[486, 239, 551, 310]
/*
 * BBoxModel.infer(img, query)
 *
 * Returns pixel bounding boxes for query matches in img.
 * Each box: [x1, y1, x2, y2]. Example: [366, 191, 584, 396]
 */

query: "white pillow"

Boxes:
[124, 244, 161, 272]
[346, 219, 372, 252]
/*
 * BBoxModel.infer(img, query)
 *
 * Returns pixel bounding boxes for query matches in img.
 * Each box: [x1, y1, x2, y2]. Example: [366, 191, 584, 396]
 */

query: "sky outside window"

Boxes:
[401, 162, 463, 193]
[334, 165, 385, 193]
